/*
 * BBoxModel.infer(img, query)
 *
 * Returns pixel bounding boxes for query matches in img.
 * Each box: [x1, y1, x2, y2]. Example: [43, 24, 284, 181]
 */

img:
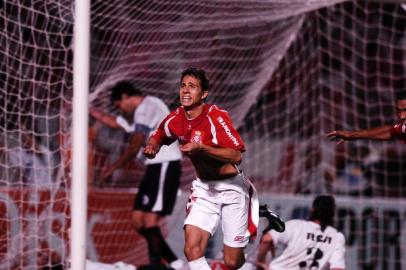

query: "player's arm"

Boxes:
[89, 108, 121, 129]
[144, 137, 162, 159]
[101, 131, 146, 182]
[326, 125, 393, 144]
[106, 132, 145, 171]
[180, 142, 242, 164]
[144, 114, 177, 159]
[256, 233, 275, 268]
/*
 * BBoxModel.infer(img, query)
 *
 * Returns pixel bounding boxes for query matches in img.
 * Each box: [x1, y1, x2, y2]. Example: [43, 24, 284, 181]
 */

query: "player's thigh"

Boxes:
[221, 190, 250, 247]
[133, 164, 161, 212]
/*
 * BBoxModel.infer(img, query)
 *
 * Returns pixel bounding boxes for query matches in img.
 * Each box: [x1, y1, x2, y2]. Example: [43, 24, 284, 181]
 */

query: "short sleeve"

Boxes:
[116, 115, 135, 133]
[211, 110, 245, 151]
[150, 114, 177, 146]
[134, 104, 159, 129]
[329, 233, 346, 269]
[390, 122, 406, 142]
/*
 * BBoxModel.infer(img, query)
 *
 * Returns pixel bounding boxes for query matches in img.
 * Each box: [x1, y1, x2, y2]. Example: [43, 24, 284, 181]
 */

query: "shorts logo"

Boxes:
[233, 236, 245, 243]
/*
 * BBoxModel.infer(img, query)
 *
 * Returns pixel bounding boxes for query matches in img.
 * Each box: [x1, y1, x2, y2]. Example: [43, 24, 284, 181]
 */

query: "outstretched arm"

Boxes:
[90, 108, 121, 129]
[326, 125, 393, 144]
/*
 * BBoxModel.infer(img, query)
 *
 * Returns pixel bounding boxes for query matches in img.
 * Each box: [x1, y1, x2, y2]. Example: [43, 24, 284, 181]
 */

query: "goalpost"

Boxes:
[71, 0, 90, 270]
[1, 0, 406, 269]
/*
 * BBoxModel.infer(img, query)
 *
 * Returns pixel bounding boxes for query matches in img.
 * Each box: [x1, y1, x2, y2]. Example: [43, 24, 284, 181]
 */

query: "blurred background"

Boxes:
[1, 0, 406, 269]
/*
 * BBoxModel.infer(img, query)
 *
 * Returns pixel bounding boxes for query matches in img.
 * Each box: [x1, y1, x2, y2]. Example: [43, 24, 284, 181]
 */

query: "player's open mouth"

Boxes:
[182, 97, 191, 101]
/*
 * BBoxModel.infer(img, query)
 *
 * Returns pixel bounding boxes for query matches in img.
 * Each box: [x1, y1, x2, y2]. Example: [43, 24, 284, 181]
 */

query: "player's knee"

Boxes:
[131, 215, 144, 231]
[223, 255, 245, 270]
[184, 245, 204, 261]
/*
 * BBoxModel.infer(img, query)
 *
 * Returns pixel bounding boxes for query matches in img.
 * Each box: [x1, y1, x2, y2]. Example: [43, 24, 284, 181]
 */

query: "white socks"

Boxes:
[188, 256, 211, 270]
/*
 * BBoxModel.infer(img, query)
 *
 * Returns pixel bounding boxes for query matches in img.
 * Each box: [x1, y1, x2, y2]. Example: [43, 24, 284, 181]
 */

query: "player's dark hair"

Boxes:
[110, 81, 142, 103]
[310, 195, 336, 232]
[181, 67, 209, 91]
[395, 90, 406, 101]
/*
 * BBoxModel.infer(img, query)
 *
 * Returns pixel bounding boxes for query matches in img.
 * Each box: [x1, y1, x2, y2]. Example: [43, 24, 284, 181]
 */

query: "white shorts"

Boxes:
[184, 173, 259, 248]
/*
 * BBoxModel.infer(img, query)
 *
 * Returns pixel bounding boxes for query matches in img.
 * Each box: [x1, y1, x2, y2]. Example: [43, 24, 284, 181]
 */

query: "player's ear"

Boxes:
[201, 90, 208, 100]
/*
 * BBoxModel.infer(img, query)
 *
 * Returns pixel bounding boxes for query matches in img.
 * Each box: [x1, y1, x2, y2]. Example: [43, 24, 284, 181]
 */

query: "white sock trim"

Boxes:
[188, 256, 211, 270]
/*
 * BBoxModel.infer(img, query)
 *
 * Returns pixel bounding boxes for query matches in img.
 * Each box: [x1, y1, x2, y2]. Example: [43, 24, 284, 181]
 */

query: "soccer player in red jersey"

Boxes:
[327, 93, 406, 143]
[144, 67, 259, 270]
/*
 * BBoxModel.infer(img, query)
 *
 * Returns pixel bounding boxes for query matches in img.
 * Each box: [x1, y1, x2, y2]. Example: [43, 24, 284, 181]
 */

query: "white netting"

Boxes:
[1, 0, 406, 269]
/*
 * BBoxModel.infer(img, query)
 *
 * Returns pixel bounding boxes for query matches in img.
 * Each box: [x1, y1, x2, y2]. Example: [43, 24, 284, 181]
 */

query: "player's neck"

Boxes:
[184, 103, 205, 120]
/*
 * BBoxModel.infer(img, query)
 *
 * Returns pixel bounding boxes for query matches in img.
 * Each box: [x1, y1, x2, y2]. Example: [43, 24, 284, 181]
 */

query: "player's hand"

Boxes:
[89, 107, 102, 120]
[100, 166, 115, 185]
[144, 145, 158, 159]
[326, 130, 352, 144]
[179, 142, 201, 156]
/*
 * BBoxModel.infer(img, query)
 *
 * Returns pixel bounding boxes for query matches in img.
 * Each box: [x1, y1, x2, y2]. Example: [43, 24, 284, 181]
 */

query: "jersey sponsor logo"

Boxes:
[306, 233, 332, 244]
[217, 116, 239, 146]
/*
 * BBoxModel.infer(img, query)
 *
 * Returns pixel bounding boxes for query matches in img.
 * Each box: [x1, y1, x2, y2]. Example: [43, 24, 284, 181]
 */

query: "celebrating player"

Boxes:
[144, 67, 260, 270]
[255, 195, 345, 270]
[326, 92, 406, 143]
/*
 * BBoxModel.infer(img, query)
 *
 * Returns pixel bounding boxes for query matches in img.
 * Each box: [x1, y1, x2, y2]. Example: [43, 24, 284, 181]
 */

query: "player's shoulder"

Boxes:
[165, 106, 184, 121]
[282, 219, 307, 231]
[325, 226, 346, 243]
[286, 219, 307, 226]
[206, 104, 230, 118]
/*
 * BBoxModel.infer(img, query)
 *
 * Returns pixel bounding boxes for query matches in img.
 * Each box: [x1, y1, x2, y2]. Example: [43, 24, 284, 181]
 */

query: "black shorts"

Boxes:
[134, 160, 181, 216]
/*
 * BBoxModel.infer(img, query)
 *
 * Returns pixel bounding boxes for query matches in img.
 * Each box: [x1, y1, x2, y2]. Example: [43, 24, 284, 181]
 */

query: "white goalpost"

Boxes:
[71, 0, 90, 269]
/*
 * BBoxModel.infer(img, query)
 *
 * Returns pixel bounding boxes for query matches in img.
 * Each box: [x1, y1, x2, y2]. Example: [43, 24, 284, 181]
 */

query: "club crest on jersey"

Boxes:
[191, 130, 204, 143]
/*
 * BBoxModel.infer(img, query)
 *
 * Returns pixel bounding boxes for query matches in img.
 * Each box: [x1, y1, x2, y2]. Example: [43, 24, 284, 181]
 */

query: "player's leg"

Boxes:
[184, 224, 211, 269]
[221, 175, 259, 269]
[183, 180, 221, 270]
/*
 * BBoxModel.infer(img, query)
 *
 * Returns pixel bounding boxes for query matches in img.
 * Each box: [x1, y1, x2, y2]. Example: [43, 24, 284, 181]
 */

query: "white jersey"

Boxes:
[116, 95, 182, 165]
[269, 219, 345, 270]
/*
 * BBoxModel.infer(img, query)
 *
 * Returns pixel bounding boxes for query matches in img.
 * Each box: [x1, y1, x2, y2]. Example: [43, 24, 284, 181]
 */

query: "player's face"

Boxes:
[179, 75, 208, 109]
[396, 99, 406, 122]
[114, 94, 133, 114]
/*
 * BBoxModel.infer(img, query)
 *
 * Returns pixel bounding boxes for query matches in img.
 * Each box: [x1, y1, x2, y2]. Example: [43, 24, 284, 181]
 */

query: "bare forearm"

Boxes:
[348, 125, 393, 140]
[110, 133, 145, 169]
[90, 109, 120, 128]
[199, 144, 242, 164]
[327, 125, 393, 143]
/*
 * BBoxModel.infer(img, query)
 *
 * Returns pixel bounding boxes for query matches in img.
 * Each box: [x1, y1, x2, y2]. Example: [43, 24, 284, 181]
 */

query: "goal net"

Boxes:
[1, 0, 405, 269]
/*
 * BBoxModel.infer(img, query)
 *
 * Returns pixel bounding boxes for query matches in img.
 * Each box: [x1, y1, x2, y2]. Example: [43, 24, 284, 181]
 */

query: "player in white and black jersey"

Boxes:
[256, 195, 345, 270]
[90, 81, 184, 270]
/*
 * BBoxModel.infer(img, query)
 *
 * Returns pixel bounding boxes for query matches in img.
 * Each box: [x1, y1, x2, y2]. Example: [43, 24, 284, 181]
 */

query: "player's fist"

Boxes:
[144, 145, 158, 159]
